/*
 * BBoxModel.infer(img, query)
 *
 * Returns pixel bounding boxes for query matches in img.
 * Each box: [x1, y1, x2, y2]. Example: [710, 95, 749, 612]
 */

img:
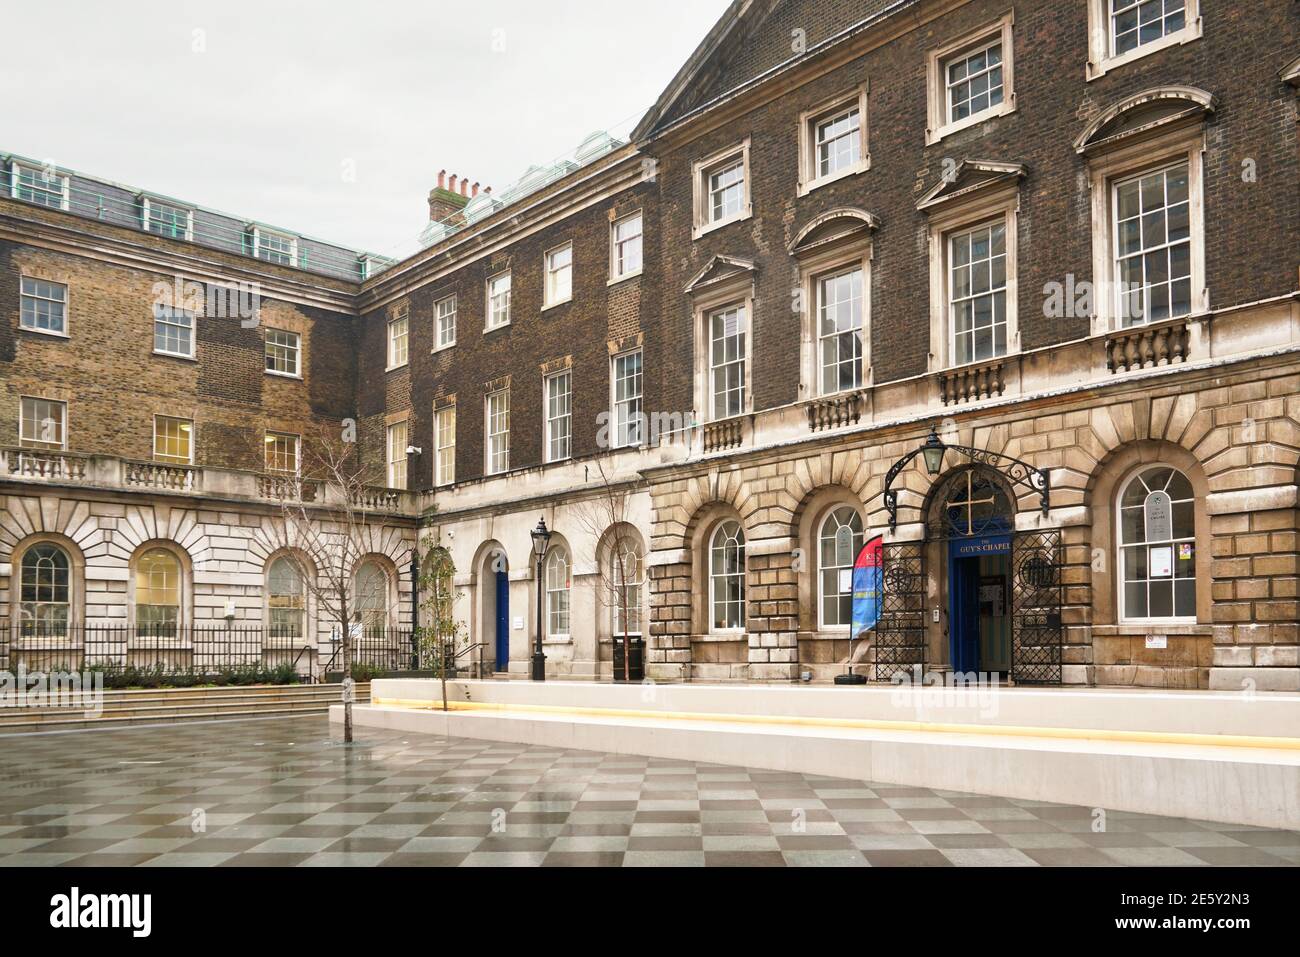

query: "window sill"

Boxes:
[1094, 622, 1208, 637]
[18, 443, 68, 452]
[153, 350, 197, 363]
[543, 636, 573, 646]
[18, 326, 70, 340]
[432, 342, 456, 354]
[693, 208, 752, 241]
[798, 158, 871, 197]
[541, 297, 572, 313]
[483, 322, 511, 335]
[608, 270, 643, 287]
[1086, 25, 1203, 81]
[926, 100, 1016, 146]
[384, 362, 409, 374]
[265, 369, 302, 380]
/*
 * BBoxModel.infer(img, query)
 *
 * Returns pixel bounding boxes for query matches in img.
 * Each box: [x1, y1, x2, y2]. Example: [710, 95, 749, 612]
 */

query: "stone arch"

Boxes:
[351, 551, 402, 631]
[594, 522, 646, 642]
[261, 546, 319, 640]
[471, 539, 510, 673]
[790, 485, 867, 635]
[685, 501, 747, 637]
[8, 530, 88, 631]
[1085, 439, 1213, 628]
[125, 538, 195, 631]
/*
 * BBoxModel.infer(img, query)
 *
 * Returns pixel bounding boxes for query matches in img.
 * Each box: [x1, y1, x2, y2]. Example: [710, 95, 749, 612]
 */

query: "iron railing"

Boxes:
[0, 621, 325, 677]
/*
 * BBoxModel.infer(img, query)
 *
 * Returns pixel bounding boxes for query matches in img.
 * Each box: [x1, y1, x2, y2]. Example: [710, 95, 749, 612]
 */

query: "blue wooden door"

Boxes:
[948, 554, 981, 674]
[494, 570, 510, 671]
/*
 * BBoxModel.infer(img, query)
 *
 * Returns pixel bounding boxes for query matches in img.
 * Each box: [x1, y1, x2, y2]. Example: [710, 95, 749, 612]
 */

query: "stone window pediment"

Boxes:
[917, 161, 1026, 213]
[1074, 87, 1215, 156]
[788, 208, 879, 258]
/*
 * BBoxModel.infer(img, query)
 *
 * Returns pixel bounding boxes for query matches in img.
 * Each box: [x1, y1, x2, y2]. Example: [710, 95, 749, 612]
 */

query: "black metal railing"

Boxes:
[0, 620, 325, 678]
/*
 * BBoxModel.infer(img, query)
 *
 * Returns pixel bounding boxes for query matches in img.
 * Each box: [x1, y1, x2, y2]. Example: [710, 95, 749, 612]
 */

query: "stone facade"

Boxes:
[2, 0, 1299, 690]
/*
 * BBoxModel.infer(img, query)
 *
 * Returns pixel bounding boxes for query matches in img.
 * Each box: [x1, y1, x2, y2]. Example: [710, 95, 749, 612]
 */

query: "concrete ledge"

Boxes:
[335, 700, 1300, 830]
[331, 679, 1300, 829]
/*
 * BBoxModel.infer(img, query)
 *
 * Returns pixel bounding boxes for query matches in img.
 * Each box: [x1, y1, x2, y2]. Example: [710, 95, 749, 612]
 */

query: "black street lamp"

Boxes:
[921, 425, 947, 476]
[530, 517, 552, 681]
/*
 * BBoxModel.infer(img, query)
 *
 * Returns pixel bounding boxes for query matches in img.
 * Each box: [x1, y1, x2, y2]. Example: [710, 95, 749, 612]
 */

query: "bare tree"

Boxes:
[259, 427, 405, 742]
[573, 457, 643, 683]
[416, 538, 467, 712]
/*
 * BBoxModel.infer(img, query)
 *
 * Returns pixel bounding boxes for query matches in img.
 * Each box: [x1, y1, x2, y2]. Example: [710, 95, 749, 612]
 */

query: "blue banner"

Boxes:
[851, 536, 883, 641]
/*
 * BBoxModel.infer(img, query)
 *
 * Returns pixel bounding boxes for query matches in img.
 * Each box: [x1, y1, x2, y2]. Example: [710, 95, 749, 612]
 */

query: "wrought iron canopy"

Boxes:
[883, 425, 1051, 531]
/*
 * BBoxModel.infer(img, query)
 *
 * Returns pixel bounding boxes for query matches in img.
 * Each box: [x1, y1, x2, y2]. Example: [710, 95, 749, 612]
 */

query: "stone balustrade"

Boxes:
[0, 448, 417, 515]
[702, 417, 744, 453]
[1106, 316, 1190, 374]
[806, 391, 863, 432]
[939, 358, 1007, 406]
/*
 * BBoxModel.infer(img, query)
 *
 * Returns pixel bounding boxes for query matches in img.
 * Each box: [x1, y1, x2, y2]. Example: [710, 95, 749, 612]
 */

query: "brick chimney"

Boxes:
[427, 169, 471, 225]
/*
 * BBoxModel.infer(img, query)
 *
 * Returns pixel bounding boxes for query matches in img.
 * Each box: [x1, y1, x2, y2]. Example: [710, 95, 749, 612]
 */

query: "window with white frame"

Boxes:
[434, 405, 455, 487]
[612, 350, 643, 448]
[611, 212, 642, 280]
[709, 520, 746, 631]
[545, 547, 571, 638]
[267, 556, 306, 638]
[264, 431, 300, 473]
[709, 304, 746, 420]
[486, 389, 510, 475]
[153, 304, 195, 358]
[20, 277, 67, 335]
[948, 220, 1008, 366]
[254, 229, 296, 266]
[19, 396, 66, 449]
[816, 106, 861, 179]
[11, 163, 68, 209]
[818, 506, 864, 628]
[1112, 161, 1191, 328]
[135, 547, 182, 634]
[545, 244, 572, 307]
[144, 198, 192, 240]
[387, 307, 409, 368]
[817, 267, 864, 394]
[1118, 466, 1196, 621]
[545, 371, 572, 463]
[20, 543, 71, 636]
[487, 272, 511, 329]
[610, 540, 643, 637]
[435, 295, 457, 349]
[265, 328, 300, 376]
[926, 15, 1015, 143]
[708, 160, 745, 224]
[386, 420, 408, 489]
[1087, 0, 1201, 78]
[693, 141, 751, 237]
[1112, 0, 1188, 57]
[154, 416, 193, 464]
[354, 560, 391, 635]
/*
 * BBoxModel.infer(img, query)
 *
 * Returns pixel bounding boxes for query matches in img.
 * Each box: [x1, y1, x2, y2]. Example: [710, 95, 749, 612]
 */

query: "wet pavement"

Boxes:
[1, 716, 1297, 866]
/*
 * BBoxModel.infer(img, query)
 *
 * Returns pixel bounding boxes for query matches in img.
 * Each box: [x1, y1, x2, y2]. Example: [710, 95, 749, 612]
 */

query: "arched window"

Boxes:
[709, 520, 746, 631]
[20, 543, 70, 637]
[610, 540, 643, 637]
[546, 548, 571, 638]
[819, 506, 864, 628]
[268, 556, 306, 639]
[354, 561, 390, 636]
[136, 548, 182, 635]
[1118, 466, 1196, 621]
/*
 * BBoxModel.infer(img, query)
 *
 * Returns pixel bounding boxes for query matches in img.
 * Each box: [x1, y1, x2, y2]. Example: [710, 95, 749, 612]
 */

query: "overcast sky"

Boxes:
[0, 0, 729, 257]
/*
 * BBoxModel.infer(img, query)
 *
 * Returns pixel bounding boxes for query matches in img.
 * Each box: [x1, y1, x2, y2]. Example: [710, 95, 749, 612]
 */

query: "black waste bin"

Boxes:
[611, 635, 645, 683]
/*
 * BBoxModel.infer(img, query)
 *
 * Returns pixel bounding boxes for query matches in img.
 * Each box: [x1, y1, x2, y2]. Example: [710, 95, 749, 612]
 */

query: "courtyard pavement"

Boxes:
[0, 715, 1297, 867]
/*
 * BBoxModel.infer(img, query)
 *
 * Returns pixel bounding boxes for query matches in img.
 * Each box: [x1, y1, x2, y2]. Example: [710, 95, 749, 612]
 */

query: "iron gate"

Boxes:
[1010, 529, 1064, 684]
[873, 541, 926, 681]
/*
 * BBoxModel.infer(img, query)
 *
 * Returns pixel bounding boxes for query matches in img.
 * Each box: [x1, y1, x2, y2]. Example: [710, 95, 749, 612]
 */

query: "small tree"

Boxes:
[416, 540, 467, 712]
[260, 427, 404, 743]
[574, 458, 642, 682]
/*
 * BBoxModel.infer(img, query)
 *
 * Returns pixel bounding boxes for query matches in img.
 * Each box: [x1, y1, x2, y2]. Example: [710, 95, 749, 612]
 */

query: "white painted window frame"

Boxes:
[18, 395, 67, 450]
[543, 242, 573, 309]
[153, 415, 194, 464]
[797, 83, 870, 196]
[925, 12, 1016, 145]
[486, 271, 512, 331]
[1086, 0, 1202, 81]
[691, 139, 752, 240]
[434, 295, 457, 351]
[434, 403, 456, 488]
[609, 210, 644, 283]
[543, 369, 572, 464]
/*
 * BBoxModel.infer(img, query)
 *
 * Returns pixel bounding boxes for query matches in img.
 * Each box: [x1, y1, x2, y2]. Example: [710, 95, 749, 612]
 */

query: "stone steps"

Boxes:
[0, 682, 370, 733]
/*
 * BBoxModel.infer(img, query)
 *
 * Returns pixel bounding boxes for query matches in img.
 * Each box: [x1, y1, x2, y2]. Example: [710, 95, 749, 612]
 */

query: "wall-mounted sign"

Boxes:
[512, 617, 523, 631]
[1145, 634, 1167, 650]
[1145, 489, 1173, 541]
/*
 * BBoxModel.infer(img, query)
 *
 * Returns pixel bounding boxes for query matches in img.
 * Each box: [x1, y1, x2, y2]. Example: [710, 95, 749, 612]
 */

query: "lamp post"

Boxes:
[530, 517, 552, 681]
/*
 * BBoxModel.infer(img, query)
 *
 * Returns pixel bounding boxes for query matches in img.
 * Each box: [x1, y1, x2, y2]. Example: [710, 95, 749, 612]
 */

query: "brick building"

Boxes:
[3, 0, 1299, 690]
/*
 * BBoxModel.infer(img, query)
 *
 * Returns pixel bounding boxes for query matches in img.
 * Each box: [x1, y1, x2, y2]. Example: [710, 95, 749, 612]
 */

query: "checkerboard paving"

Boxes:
[0, 716, 1296, 867]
